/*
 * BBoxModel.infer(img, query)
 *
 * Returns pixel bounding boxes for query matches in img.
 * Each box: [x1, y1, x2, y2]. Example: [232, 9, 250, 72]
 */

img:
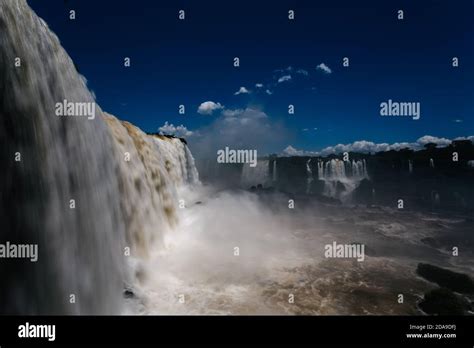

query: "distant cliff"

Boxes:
[199, 141, 474, 212]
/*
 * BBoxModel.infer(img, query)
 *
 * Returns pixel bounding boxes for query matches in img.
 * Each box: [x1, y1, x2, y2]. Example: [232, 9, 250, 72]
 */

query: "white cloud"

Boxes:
[316, 63, 332, 74]
[454, 135, 474, 142]
[158, 122, 193, 137]
[255, 83, 264, 88]
[275, 66, 293, 73]
[416, 135, 451, 147]
[197, 101, 224, 115]
[222, 108, 244, 117]
[296, 69, 309, 76]
[265, 89, 273, 95]
[283, 145, 306, 156]
[277, 75, 292, 83]
[234, 86, 251, 95]
[281, 135, 474, 157]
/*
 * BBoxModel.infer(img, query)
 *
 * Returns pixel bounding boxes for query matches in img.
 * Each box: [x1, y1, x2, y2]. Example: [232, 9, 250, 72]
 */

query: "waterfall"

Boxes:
[241, 160, 270, 188]
[317, 161, 324, 179]
[272, 160, 277, 182]
[306, 159, 313, 194]
[408, 160, 413, 173]
[430, 158, 435, 168]
[104, 116, 199, 259]
[0, 0, 200, 314]
[431, 191, 440, 206]
[317, 158, 368, 201]
[185, 146, 200, 185]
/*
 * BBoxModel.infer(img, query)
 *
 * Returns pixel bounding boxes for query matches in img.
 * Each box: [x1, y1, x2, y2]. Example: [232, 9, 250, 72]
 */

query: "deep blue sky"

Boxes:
[28, 0, 474, 153]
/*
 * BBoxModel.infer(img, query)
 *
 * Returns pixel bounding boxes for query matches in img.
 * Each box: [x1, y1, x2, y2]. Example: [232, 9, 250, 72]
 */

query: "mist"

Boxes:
[125, 185, 312, 314]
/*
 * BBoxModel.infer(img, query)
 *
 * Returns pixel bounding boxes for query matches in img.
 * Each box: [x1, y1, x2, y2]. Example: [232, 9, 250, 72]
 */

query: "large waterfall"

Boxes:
[317, 159, 368, 201]
[0, 0, 199, 315]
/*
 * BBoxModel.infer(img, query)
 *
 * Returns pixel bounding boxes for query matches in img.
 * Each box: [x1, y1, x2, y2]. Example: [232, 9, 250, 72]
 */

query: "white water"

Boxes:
[0, 0, 200, 314]
[408, 160, 413, 173]
[0, 0, 125, 314]
[317, 159, 369, 201]
[306, 159, 313, 194]
[273, 159, 277, 182]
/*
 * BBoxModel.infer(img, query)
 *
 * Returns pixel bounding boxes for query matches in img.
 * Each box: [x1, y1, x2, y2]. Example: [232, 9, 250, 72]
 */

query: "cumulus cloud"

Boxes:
[281, 135, 474, 157]
[197, 101, 224, 115]
[222, 108, 244, 117]
[416, 135, 451, 147]
[265, 89, 273, 95]
[255, 83, 264, 88]
[158, 122, 193, 137]
[277, 75, 292, 83]
[234, 86, 251, 95]
[282, 145, 311, 156]
[316, 63, 332, 74]
[454, 135, 474, 142]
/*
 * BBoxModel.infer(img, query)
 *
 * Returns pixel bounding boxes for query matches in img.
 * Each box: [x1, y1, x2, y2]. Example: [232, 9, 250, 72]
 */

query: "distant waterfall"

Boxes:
[0, 0, 200, 315]
[241, 160, 270, 188]
[430, 158, 435, 168]
[317, 161, 324, 179]
[318, 159, 368, 180]
[431, 191, 440, 206]
[408, 160, 413, 173]
[317, 159, 368, 201]
[273, 160, 277, 182]
[306, 159, 313, 194]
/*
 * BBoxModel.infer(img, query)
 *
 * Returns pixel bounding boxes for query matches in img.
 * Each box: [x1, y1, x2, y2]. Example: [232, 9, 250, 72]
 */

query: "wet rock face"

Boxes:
[419, 288, 472, 315]
[416, 263, 474, 294]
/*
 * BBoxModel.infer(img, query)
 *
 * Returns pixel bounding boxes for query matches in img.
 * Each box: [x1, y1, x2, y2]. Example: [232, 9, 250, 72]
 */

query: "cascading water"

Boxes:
[272, 160, 277, 182]
[241, 160, 270, 188]
[185, 146, 200, 185]
[306, 159, 313, 194]
[0, 0, 200, 314]
[317, 158, 369, 201]
[408, 160, 413, 173]
[104, 115, 199, 260]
